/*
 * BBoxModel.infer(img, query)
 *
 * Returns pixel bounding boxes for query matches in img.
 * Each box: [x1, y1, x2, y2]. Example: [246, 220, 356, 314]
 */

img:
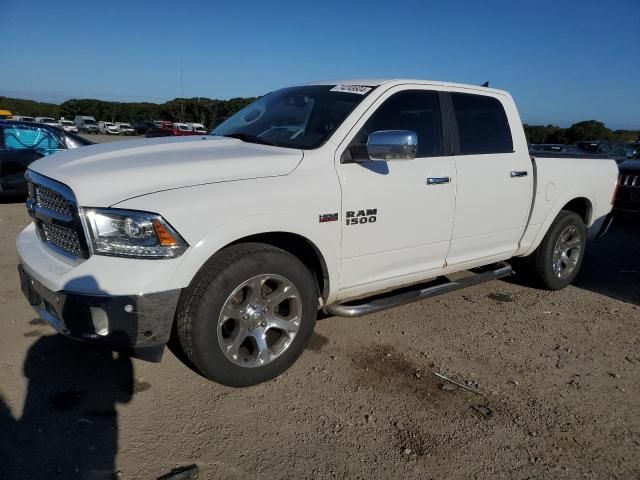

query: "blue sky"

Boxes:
[2, 0, 639, 128]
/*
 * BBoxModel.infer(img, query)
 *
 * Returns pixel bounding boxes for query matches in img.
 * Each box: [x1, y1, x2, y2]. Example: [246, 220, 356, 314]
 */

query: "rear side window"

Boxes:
[451, 93, 513, 155]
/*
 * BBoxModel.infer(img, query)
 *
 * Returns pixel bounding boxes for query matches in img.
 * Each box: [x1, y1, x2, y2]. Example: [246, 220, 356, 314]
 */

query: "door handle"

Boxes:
[510, 170, 528, 178]
[426, 177, 451, 185]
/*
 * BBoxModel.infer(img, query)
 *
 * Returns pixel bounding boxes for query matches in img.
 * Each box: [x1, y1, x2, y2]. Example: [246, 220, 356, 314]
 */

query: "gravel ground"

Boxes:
[0, 183, 638, 478]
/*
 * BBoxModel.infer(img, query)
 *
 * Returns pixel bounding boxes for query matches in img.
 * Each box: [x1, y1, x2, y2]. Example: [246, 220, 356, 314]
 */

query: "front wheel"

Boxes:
[516, 210, 586, 290]
[175, 243, 318, 387]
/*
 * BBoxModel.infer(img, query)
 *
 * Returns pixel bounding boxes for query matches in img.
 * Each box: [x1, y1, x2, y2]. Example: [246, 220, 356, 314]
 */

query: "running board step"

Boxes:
[325, 262, 513, 318]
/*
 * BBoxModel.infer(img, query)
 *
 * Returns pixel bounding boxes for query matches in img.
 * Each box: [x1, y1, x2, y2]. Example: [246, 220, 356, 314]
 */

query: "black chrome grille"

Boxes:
[34, 184, 74, 217]
[620, 173, 639, 188]
[41, 223, 82, 257]
[25, 171, 89, 259]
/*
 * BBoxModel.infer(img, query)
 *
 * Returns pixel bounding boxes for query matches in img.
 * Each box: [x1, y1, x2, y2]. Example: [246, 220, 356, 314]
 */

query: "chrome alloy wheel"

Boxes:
[552, 225, 582, 279]
[217, 274, 302, 368]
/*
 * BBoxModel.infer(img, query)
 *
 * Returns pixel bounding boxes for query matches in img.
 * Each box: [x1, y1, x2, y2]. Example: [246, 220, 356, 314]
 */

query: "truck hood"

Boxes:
[30, 135, 303, 206]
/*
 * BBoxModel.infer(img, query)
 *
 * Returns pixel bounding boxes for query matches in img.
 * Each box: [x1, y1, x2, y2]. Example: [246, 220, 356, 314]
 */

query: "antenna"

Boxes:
[180, 58, 185, 122]
[481, 81, 489, 87]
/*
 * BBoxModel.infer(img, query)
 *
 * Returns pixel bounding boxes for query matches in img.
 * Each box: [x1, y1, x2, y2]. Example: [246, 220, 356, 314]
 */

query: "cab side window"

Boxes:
[451, 93, 513, 155]
[347, 90, 443, 161]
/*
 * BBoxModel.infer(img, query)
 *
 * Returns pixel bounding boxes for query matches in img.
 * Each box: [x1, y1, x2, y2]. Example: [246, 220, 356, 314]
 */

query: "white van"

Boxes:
[98, 121, 120, 135]
[172, 122, 192, 133]
[58, 119, 79, 133]
[74, 115, 99, 133]
[187, 122, 207, 134]
[36, 117, 59, 127]
[115, 122, 135, 135]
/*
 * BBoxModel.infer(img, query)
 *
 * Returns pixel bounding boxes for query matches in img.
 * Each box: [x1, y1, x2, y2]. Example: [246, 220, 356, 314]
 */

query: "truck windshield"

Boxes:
[211, 85, 374, 149]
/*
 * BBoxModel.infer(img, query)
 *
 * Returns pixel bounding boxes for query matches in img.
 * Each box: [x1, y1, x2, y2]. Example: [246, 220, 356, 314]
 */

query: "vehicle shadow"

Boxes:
[0, 333, 134, 480]
[0, 193, 26, 204]
[574, 218, 640, 305]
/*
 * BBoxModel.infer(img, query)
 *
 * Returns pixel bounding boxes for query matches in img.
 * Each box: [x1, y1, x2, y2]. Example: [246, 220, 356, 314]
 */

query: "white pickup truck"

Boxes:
[17, 79, 618, 386]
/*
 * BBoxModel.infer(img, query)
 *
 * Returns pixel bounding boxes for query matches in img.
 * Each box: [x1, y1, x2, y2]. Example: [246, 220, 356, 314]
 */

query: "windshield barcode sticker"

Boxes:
[330, 85, 372, 95]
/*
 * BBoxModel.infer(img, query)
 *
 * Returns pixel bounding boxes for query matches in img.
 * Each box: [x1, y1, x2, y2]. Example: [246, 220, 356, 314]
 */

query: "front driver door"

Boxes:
[335, 87, 456, 291]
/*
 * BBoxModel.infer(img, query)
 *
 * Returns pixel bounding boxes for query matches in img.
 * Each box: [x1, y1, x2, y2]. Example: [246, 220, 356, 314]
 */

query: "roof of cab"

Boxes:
[301, 78, 509, 96]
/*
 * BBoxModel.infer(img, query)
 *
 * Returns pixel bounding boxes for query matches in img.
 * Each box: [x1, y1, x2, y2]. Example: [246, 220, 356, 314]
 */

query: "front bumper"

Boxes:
[614, 185, 640, 214]
[18, 264, 180, 361]
[613, 200, 640, 215]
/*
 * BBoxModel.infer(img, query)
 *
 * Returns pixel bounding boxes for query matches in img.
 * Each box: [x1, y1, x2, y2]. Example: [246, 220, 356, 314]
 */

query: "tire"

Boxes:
[516, 210, 586, 290]
[175, 243, 318, 387]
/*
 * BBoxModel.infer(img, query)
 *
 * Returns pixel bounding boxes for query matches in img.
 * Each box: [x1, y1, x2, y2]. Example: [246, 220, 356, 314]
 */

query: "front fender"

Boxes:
[165, 213, 341, 304]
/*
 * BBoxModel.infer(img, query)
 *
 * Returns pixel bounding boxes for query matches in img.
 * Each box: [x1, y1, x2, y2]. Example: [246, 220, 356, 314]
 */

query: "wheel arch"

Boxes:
[226, 232, 330, 302]
[561, 197, 592, 225]
[167, 217, 339, 305]
[517, 193, 595, 257]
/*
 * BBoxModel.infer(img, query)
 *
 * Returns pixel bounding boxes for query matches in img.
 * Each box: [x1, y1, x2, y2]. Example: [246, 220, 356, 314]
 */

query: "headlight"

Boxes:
[82, 208, 188, 259]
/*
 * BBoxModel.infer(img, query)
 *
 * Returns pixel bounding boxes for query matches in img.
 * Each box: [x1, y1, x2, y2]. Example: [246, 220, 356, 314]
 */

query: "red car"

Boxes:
[145, 121, 201, 138]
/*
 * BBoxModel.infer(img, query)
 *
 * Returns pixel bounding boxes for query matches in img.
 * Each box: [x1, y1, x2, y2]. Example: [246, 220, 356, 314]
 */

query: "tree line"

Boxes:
[0, 96, 256, 128]
[524, 120, 639, 145]
[1, 96, 638, 142]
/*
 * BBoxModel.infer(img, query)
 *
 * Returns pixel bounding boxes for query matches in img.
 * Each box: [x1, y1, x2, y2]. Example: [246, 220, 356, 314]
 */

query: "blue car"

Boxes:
[0, 120, 92, 195]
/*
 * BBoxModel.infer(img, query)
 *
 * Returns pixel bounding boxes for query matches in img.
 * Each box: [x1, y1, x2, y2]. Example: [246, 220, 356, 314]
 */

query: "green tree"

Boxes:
[566, 120, 612, 143]
[0, 97, 60, 118]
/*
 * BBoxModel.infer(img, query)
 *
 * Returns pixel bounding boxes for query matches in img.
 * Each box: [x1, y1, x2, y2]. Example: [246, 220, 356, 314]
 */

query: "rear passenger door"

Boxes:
[445, 92, 533, 266]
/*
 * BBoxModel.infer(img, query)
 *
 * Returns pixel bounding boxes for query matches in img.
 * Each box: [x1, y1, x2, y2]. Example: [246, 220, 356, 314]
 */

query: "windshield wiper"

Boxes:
[222, 133, 275, 146]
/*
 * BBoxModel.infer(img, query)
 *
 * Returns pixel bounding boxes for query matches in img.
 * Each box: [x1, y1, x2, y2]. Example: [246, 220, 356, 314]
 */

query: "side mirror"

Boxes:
[366, 130, 418, 161]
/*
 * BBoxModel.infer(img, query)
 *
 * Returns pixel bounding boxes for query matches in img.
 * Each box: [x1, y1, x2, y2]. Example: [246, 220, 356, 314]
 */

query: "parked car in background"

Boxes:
[0, 110, 12, 120]
[173, 123, 200, 135]
[35, 117, 59, 127]
[630, 143, 640, 158]
[133, 120, 155, 135]
[607, 144, 639, 164]
[98, 121, 120, 135]
[74, 115, 99, 134]
[145, 121, 174, 138]
[0, 120, 91, 195]
[58, 119, 79, 133]
[187, 122, 207, 134]
[530, 144, 582, 154]
[12, 116, 36, 123]
[614, 158, 640, 216]
[116, 122, 135, 135]
[576, 140, 613, 154]
[145, 121, 198, 137]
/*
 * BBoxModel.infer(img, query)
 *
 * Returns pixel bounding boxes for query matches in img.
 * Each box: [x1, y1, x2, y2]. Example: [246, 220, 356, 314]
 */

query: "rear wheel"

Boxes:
[516, 210, 586, 290]
[175, 243, 318, 387]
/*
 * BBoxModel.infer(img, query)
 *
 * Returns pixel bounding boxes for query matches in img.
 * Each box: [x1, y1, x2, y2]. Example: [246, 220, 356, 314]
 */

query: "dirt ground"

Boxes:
[0, 193, 638, 479]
